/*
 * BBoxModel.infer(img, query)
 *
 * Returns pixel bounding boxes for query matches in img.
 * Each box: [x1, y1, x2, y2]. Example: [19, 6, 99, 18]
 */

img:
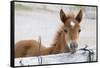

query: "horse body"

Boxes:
[15, 31, 70, 58]
[15, 9, 83, 58]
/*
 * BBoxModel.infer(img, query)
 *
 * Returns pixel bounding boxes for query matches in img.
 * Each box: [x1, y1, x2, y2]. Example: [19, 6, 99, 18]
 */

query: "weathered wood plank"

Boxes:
[15, 48, 96, 66]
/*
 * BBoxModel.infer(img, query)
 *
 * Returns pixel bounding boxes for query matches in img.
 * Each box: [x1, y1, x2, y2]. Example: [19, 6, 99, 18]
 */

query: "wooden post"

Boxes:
[37, 36, 42, 65]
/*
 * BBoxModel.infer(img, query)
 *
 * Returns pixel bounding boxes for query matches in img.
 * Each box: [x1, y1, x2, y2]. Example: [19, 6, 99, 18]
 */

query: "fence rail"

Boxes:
[15, 46, 96, 66]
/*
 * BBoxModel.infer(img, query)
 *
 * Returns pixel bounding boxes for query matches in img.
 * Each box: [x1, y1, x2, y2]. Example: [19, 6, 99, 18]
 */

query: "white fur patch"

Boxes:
[70, 21, 75, 27]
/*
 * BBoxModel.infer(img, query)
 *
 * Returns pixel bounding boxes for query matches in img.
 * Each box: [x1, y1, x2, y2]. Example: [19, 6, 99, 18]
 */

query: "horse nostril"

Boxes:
[75, 44, 78, 48]
[70, 43, 78, 53]
[70, 43, 73, 49]
[70, 43, 78, 50]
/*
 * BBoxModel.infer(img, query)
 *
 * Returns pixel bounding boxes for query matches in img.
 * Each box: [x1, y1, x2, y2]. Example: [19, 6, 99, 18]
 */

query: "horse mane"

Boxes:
[66, 13, 75, 19]
[52, 28, 63, 46]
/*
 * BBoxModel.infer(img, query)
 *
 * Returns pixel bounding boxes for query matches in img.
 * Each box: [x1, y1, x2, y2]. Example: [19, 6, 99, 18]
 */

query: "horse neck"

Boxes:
[51, 28, 70, 53]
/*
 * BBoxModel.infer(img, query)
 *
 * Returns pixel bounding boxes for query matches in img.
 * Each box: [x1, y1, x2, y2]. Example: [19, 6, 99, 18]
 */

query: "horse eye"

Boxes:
[64, 29, 68, 33]
[79, 29, 81, 32]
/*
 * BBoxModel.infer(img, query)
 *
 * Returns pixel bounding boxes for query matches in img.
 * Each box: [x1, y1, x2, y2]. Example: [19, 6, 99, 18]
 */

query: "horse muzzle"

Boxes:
[70, 42, 78, 53]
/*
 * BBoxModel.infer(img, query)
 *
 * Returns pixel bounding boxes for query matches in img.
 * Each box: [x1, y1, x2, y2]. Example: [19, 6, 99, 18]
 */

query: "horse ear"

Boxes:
[60, 9, 67, 23]
[75, 9, 83, 23]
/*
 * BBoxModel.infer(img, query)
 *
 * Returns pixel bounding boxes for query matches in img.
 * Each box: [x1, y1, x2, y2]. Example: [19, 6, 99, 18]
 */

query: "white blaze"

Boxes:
[70, 21, 75, 28]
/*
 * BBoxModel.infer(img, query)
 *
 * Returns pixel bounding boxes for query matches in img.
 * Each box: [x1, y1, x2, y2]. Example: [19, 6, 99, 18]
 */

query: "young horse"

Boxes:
[15, 9, 83, 58]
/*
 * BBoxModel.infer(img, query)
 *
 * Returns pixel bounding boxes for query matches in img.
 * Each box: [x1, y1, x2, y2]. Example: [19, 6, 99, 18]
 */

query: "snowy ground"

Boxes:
[14, 2, 97, 66]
